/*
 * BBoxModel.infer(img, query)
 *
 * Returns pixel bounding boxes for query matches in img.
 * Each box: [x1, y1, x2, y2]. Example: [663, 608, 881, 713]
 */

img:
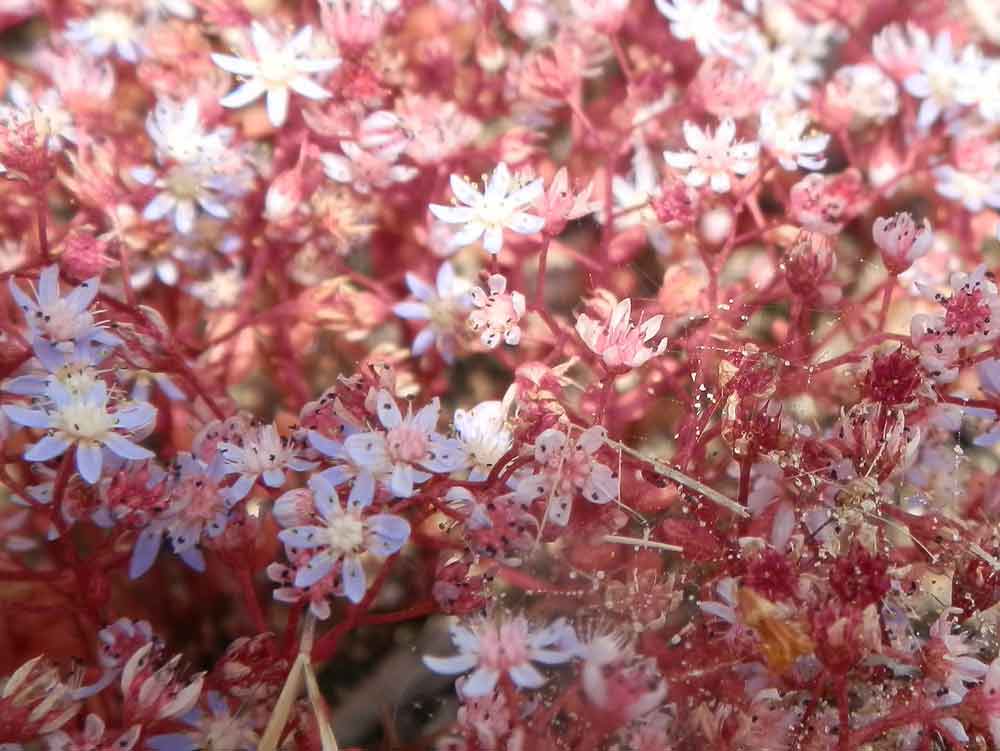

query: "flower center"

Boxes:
[479, 622, 529, 670]
[57, 366, 102, 396]
[165, 166, 206, 200]
[428, 298, 461, 334]
[92, 11, 135, 43]
[57, 402, 114, 440]
[38, 301, 95, 342]
[386, 425, 428, 463]
[944, 289, 991, 338]
[327, 514, 364, 555]
[477, 201, 513, 227]
[258, 55, 297, 88]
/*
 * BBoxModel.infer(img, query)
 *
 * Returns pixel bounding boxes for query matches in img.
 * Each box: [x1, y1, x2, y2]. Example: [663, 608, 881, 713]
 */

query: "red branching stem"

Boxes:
[35, 193, 49, 262]
[239, 564, 269, 635]
[876, 278, 895, 333]
[845, 705, 955, 748]
[737, 455, 752, 507]
[311, 555, 398, 663]
[535, 236, 552, 307]
[357, 600, 437, 626]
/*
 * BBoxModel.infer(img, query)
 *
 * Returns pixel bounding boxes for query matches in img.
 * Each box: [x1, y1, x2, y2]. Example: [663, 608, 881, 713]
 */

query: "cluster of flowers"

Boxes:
[2, 0, 1000, 750]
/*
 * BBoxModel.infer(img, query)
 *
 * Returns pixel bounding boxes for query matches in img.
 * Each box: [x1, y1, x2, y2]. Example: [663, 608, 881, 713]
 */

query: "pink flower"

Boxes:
[275, 473, 410, 603]
[323, 389, 466, 498]
[911, 265, 1000, 382]
[874, 212, 934, 275]
[423, 615, 576, 696]
[974, 658, 1000, 746]
[321, 0, 389, 54]
[0, 656, 80, 742]
[570, 0, 629, 34]
[663, 118, 759, 194]
[120, 643, 205, 725]
[514, 425, 619, 526]
[576, 297, 668, 371]
[922, 608, 988, 702]
[535, 167, 596, 236]
[468, 274, 526, 349]
[44, 714, 141, 751]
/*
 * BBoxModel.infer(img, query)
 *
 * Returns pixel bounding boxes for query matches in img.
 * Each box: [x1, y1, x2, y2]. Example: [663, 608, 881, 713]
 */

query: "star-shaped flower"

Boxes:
[211, 23, 340, 128]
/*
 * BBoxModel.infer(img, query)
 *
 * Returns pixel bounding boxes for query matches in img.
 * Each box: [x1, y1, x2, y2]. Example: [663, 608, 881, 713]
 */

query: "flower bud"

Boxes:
[476, 31, 507, 72]
[264, 165, 305, 222]
[783, 231, 837, 301]
[59, 229, 114, 280]
[652, 179, 699, 227]
[699, 205, 734, 246]
[873, 212, 933, 275]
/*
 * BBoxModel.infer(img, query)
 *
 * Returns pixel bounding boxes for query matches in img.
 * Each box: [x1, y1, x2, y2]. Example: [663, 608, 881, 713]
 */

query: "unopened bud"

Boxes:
[59, 229, 114, 280]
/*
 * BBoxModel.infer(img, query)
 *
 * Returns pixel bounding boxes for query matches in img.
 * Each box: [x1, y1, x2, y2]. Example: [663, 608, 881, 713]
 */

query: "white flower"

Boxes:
[429, 163, 545, 254]
[341, 389, 466, 498]
[218, 423, 316, 505]
[453, 401, 514, 480]
[188, 267, 245, 309]
[933, 164, 1000, 213]
[575, 297, 668, 371]
[65, 9, 144, 62]
[145, 98, 233, 167]
[664, 118, 759, 194]
[393, 261, 471, 362]
[697, 577, 749, 639]
[144, 0, 197, 20]
[903, 32, 981, 129]
[132, 99, 251, 237]
[212, 23, 340, 128]
[827, 64, 899, 125]
[605, 139, 670, 254]
[132, 163, 234, 235]
[276, 474, 410, 602]
[467, 274, 526, 349]
[155, 691, 258, 751]
[758, 106, 828, 172]
[2, 380, 156, 484]
[423, 615, 576, 696]
[757, 44, 824, 105]
[515, 426, 619, 526]
[8, 265, 118, 350]
[654, 0, 740, 58]
[924, 608, 988, 702]
[3, 339, 111, 399]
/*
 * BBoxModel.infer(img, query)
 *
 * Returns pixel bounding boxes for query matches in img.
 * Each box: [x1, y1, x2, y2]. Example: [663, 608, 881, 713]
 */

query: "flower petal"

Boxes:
[24, 435, 70, 462]
[103, 433, 154, 461]
[366, 514, 410, 556]
[76, 443, 104, 484]
[294, 552, 335, 588]
[342, 556, 366, 603]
